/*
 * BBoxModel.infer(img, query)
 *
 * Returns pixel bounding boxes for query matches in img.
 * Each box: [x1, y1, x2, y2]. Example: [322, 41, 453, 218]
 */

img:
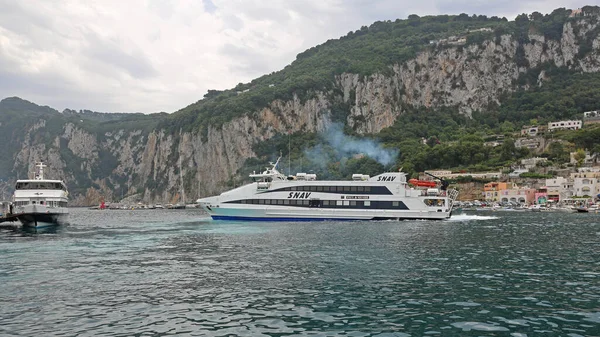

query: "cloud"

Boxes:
[0, 0, 594, 113]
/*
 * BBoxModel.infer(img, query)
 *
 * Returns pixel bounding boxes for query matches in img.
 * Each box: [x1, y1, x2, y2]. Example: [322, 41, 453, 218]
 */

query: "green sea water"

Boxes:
[0, 208, 599, 336]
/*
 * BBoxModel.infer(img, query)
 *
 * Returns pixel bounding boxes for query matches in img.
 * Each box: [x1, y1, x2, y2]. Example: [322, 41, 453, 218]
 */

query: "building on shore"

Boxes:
[483, 182, 536, 204]
[570, 169, 600, 198]
[545, 177, 573, 202]
[421, 170, 502, 181]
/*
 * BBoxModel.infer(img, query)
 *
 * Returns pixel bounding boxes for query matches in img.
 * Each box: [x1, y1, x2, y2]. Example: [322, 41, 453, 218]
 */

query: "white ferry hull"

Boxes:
[16, 205, 68, 228]
[198, 161, 458, 222]
[201, 204, 451, 221]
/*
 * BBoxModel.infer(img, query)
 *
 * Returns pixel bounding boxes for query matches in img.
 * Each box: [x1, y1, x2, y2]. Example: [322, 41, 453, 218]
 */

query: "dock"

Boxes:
[0, 213, 19, 223]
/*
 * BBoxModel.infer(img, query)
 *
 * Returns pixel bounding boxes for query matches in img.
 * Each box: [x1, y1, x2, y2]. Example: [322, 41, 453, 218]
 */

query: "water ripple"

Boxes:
[0, 209, 599, 336]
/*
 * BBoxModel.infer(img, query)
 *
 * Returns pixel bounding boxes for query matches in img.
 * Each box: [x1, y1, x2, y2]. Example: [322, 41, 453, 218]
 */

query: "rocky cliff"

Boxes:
[2, 9, 600, 205]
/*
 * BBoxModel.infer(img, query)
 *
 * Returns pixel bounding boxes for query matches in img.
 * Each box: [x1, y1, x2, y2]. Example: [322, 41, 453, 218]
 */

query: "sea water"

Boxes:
[0, 208, 599, 336]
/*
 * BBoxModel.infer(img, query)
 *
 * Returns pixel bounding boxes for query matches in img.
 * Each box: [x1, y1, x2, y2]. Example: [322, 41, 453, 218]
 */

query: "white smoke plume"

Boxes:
[304, 122, 398, 169]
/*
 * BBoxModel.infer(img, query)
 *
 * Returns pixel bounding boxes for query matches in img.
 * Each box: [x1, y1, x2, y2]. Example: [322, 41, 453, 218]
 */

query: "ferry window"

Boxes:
[336, 200, 342, 206]
[365, 187, 371, 192]
[317, 186, 323, 192]
[350, 186, 357, 192]
[284, 200, 290, 205]
[302, 200, 309, 206]
[393, 201, 399, 207]
[241, 200, 246, 204]
[357, 186, 364, 192]
[266, 200, 272, 205]
[311, 186, 317, 192]
[343, 200, 349, 206]
[290, 186, 296, 191]
[259, 199, 265, 204]
[364, 201, 370, 207]
[323, 200, 329, 206]
[343, 186, 351, 192]
[277, 199, 284, 205]
[357, 201, 364, 207]
[323, 186, 329, 192]
[350, 201, 356, 206]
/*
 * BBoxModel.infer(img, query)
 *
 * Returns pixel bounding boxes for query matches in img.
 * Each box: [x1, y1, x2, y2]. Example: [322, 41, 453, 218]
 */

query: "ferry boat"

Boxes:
[12, 162, 69, 228]
[197, 158, 458, 221]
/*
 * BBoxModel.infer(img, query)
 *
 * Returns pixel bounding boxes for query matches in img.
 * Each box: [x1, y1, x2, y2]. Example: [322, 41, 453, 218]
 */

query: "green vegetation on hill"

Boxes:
[479, 67, 600, 127]
[0, 98, 60, 179]
[3, 5, 600, 196]
[0, 97, 166, 186]
[241, 64, 600, 180]
[162, 14, 512, 138]
[163, 6, 600, 142]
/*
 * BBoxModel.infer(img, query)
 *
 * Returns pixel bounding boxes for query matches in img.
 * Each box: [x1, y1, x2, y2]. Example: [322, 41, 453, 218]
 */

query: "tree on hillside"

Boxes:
[573, 149, 587, 167]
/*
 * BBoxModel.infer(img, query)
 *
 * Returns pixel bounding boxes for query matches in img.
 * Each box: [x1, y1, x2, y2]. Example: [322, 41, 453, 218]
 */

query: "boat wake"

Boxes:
[446, 213, 500, 221]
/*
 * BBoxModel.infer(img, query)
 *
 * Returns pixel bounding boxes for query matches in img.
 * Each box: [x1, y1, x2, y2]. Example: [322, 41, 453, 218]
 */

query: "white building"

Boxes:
[509, 168, 529, 178]
[570, 151, 598, 166]
[570, 171, 600, 197]
[545, 177, 573, 202]
[421, 170, 501, 181]
[521, 125, 540, 137]
[583, 110, 600, 125]
[548, 120, 582, 131]
[520, 157, 548, 170]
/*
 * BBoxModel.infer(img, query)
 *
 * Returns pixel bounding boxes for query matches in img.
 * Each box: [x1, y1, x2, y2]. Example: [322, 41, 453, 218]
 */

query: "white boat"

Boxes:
[197, 157, 459, 221]
[12, 162, 69, 228]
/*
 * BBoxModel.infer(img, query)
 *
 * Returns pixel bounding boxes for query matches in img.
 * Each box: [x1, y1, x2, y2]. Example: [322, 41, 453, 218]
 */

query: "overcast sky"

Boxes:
[0, 0, 594, 113]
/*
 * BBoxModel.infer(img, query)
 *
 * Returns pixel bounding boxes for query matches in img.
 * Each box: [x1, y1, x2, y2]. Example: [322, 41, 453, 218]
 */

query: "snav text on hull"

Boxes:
[197, 157, 458, 221]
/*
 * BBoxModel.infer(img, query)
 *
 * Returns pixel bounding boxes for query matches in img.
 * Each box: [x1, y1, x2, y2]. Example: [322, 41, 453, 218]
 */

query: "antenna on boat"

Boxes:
[288, 131, 291, 176]
[273, 152, 282, 169]
[35, 162, 46, 180]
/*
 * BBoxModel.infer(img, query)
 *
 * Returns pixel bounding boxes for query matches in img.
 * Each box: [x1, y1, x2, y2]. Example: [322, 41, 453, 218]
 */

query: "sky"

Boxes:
[0, 0, 595, 114]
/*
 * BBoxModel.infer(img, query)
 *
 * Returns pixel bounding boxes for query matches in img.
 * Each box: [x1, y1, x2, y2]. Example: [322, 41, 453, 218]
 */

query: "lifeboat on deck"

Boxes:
[408, 179, 437, 188]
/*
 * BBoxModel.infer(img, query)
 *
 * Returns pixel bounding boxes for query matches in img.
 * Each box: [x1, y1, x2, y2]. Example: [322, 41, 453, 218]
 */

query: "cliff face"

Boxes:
[343, 19, 600, 133]
[3, 13, 600, 205]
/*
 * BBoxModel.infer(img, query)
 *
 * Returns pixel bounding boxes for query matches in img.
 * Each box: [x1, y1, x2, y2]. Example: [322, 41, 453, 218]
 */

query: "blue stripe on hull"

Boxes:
[211, 215, 447, 221]
[211, 215, 365, 222]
